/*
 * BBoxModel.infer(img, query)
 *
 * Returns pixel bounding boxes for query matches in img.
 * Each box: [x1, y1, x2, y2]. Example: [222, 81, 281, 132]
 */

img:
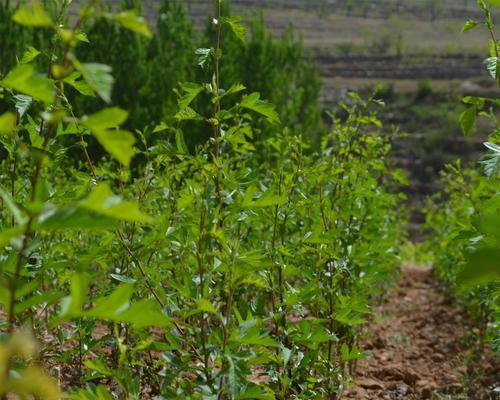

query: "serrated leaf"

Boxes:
[462, 20, 479, 32]
[12, 2, 53, 27]
[93, 129, 136, 167]
[240, 92, 280, 124]
[222, 16, 247, 43]
[77, 63, 114, 103]
[481, 142, 500, 177]
[14, 95, 33, 117]
[81, 183, 150, 223]
[178, 82, 203, 110]
[195, 48, 211, 68]
[107, 10, 152, 38]
[1, 64, 54, 104]
[20, 46, 41, 64]
[64, 72, 95, 97]
[485, 57, 500, 80]
[82, 108, 136, 167]
[175, 107, 204, 122]
[225, 83, 246, 97]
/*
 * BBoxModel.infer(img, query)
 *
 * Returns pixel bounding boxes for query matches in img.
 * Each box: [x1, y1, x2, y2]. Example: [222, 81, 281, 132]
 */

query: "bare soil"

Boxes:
[344, 266, 499, 400]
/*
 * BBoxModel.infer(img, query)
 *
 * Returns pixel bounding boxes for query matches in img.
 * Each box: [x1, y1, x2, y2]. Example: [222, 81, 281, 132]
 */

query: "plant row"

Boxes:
[0, 0, 405, 398]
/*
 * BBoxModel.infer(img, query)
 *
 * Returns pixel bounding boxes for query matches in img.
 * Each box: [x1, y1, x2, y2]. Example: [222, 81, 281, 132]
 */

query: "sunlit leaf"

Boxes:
[80, 183, 150, 223]
[82, 108, 136, 166]
[64, 72, 95, 97]
[459, 248, 500, 285]
[0, 112, 16, 136]
[240, 92, 280, 124]
[12, 2, 53, 27]
[20, 46, 41, 64]
[178, 82, 203, 110]
[462, 20, 479, 32]
[1, 64, 54, 104]
[222, 16, 247, 43]
[107, 10, 152, 38]
[77, 63, 114, 103]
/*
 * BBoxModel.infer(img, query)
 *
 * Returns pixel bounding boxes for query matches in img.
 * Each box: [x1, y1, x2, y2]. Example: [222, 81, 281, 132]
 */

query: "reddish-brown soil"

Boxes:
[344, 266, 499, 400]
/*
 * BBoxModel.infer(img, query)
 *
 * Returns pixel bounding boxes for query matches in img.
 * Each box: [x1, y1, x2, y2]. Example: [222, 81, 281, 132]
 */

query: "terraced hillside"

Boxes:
[106, 0, 497, 234]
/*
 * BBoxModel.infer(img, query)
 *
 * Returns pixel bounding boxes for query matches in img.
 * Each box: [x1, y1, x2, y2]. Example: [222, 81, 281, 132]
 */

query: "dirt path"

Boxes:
[344, 266, 499, 400]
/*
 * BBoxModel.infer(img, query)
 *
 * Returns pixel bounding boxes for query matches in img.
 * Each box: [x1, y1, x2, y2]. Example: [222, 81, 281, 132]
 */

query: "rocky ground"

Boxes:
[344, 266, 499, 400]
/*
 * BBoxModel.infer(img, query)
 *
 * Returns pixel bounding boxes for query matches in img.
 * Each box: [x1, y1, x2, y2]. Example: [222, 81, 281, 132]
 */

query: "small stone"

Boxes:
[431, 353, 445, 362]
[395, 383, 409, 397]
[358, 378, 385, 390]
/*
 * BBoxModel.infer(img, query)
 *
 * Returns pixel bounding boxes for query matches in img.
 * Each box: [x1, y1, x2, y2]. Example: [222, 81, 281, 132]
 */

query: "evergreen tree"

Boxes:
[137, 0, 196, 127]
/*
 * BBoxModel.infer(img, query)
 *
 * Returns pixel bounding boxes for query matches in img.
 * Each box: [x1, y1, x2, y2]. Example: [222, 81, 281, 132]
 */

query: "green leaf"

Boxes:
[195, 48, 211, 68]
[240, 92, 280, 124]
[459, 248, 500, 285]
[15, 291, 62, 314]
[242, 188, 286, 209]
[0, 112, 16, 136]
[118, 300, 170, 328]
[77, 63, 114, 103]
[64, 72, 95, 97]
[69, 384, 113, 400]
[37, 206, 119, 231]
[80, 183, 150, 223]
[178, 82, 203, 110]
[225, 83, 246, 97]
[236, 385, 274, 400]
[82, 107, 128, 130]
[340, 343, 367, 361]
[175, 129, 188, 154]
[86, 284, 134, 319]
[110, 274, 137, 284]
[0, 185, 25, 224]
[84, 360, 112, 377]
[107, 11, 152, 38]
[12, 2, 53, 27]
[14, 95, 33, 117]
[459, 106, 477, 137]
[59, 274, 89, 318]
[82, 108, 136, 167]
[1, 64, 54, 104]
[0, 227, 24, 250]
[93, 129, 137, 167]
[462, 20, 479, 32]
[187, 298, 217, 316]
[175, 107, 204, 122]
[481, 142, 500, 177]
[222, 16, 247, 43]
[81, 285, 170, 328]
[20, 46, 41, 64]
[37, 183, 150, 231]
[485, 57, 500, 80]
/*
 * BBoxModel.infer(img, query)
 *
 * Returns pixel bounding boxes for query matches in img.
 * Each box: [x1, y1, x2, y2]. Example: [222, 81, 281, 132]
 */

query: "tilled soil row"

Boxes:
[344, 266, 499, 400]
